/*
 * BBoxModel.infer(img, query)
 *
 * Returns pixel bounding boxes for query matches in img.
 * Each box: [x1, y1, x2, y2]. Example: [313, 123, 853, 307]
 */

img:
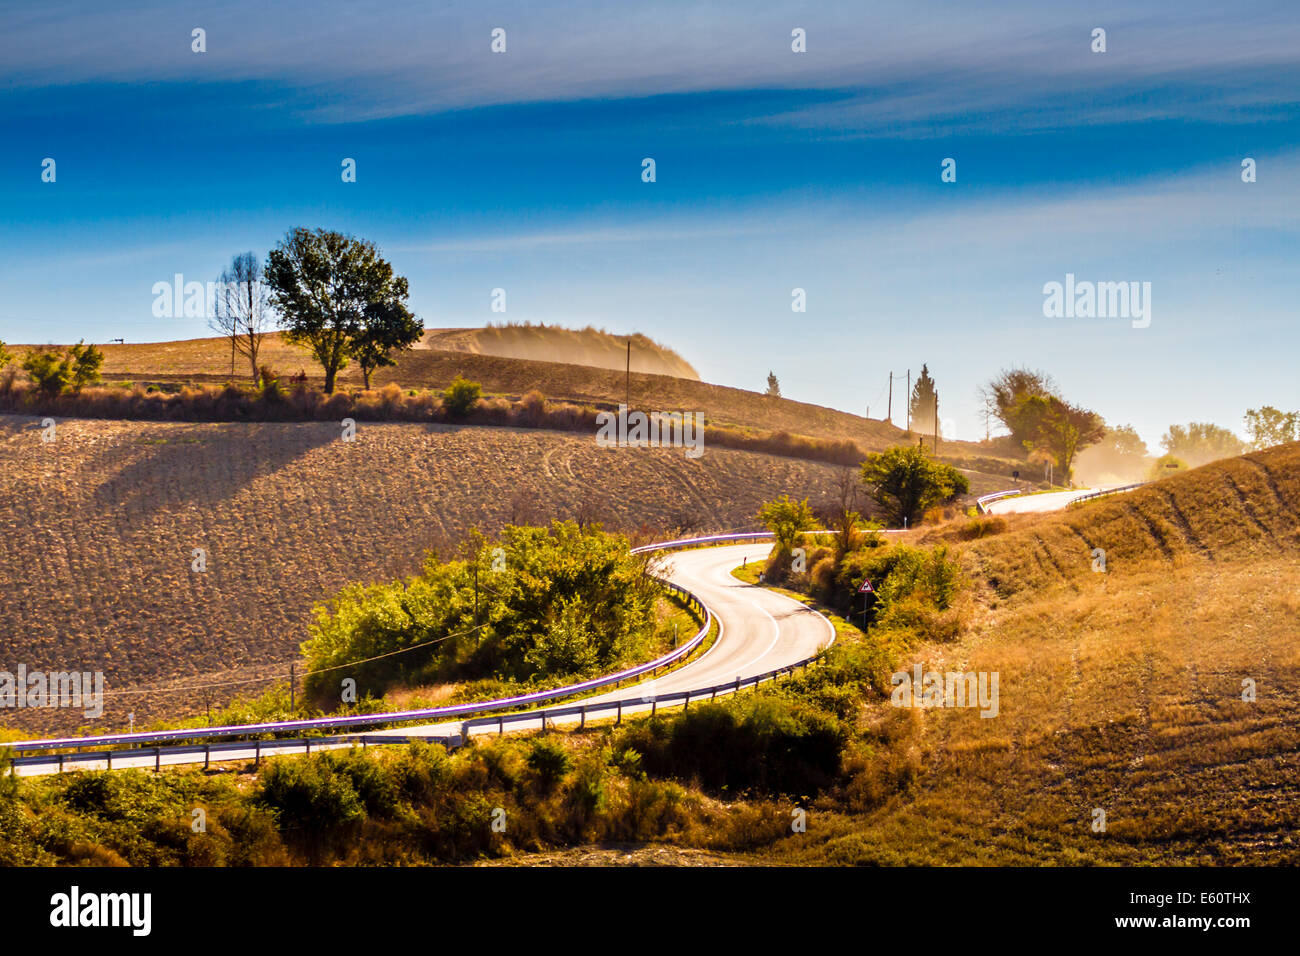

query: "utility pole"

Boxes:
[289, 663, 295, 712]
[906, 369, 911, 434]
[625, 339, 631, 410]
[887, 372, 893, 425]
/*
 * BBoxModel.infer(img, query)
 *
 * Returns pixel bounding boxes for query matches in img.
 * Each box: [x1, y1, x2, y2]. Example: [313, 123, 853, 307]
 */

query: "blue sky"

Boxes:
[1, 0, 1297, 447]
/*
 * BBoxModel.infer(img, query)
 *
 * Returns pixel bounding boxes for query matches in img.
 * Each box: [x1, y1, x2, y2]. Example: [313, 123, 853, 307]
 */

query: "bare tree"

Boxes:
[210, 251, 273, 384]
[820, 468, 864, 556]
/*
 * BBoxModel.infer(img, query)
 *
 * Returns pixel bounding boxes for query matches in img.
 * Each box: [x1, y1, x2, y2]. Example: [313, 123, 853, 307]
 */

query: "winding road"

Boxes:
[11, 543, 833, 775]
[370, 542, 834, 740]
[982, 484, 1135, 514]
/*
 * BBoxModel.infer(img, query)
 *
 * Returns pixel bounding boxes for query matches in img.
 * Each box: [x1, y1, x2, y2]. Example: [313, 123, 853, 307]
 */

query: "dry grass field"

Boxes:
[422, 324, 701, 380]
[74, 332, 1012, 470]
[0, 414, 859, 735]
[764, 444, 1300, 864]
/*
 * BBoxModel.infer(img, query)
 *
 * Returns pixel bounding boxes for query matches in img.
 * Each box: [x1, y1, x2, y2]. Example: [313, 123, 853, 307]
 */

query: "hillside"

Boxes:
[70, 333, 1018, 476]
[421, 324, 700, 380]
[0, 414, 857, 734]
[775, 443, 1300, 864]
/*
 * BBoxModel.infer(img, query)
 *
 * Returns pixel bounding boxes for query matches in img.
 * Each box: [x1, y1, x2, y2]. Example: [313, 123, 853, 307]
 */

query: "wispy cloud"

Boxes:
[5, 0, 1298, 131]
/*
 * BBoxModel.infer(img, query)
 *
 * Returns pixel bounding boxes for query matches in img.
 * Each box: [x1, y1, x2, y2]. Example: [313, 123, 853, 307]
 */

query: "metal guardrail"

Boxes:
[10, 655, 821, 774]
[458, 658, 816, 741]
[6, 532, 790, 759]
[8, 734, 436, 774]
[976, 489, 1023, 514]
[1068, 482, 1146, 505]
[5, 585, 709, 755]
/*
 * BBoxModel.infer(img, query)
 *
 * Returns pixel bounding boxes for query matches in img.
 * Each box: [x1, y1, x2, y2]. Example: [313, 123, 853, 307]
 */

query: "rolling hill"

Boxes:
[421, 324, 700, 380]
[775, 443, 1300, 864]
[71, 331, 1014, 472]
[0, 414, 859, 734]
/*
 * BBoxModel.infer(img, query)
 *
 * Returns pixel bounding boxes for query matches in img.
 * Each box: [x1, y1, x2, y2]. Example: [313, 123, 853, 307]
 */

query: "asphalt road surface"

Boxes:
[983, 485, 1127, 514]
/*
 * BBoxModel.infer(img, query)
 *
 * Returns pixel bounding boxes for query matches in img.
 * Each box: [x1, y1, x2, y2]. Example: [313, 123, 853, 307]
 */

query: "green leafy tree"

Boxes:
[265, 228, 421, 393]
[442, 376, 482, 417]
[1243, 406, 1300, 451]
[1012, 393, 1105, 482]
[22, 347, 72, 397]
[0, 341, 12, 369]
[980, 367, 1057, 447]
[1159, 422, 1246, 466]
[757, 494, 818, 552]
[859, 444, 969, 527]
[353, 297, 423, 389]
[68, 340, 103, 392]
[909, 364, 938, 435]
[301, 521, 658, 696]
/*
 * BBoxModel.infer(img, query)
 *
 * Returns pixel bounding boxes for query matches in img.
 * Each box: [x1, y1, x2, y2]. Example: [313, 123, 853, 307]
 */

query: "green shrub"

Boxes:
[527, 737, 572, 793]
[69, 340, 103, 391]
[617, 694, 847, 797]
[20, 341, 102, 397]
[860, 445, 969, 527]
[256, 756, 366, 839]
[21, 348, 72, 396]
[389, 741, 453, 805]
[302, 521, 660, 700]
[442, 375, 482, 416]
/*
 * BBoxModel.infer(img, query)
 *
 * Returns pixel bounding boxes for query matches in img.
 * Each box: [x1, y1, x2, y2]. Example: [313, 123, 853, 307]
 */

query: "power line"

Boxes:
[97, 622, 489, 698]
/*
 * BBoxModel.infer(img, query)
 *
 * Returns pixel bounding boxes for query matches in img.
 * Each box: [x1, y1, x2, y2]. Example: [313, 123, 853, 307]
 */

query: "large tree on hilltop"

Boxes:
[265, 228, 422, 393]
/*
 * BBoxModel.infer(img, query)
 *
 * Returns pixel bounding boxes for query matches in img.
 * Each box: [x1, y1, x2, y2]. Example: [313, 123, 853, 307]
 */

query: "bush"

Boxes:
[21, 348, 72, 397]
[527, 738, 572, 793]
[517, 389, 547, 427]
[258, 365, 284, 402]
[617, 694, 847, 797]
[301, 521, 661, 700]
[20, 341, 103, 397]
[256, 756, 366, 850]
[860, 445, 970, 527]
[442, 376, 482, 417]
[69, 340, 103, 391]
[959, 515, 1007, 540]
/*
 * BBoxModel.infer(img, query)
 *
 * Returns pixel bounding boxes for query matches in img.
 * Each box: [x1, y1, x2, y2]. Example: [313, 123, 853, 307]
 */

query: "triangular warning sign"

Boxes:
[857, 579, 874, 594]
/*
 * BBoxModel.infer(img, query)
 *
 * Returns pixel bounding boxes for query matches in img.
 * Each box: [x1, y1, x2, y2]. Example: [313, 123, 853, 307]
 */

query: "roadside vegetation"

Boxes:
[5, 442, 1300, 865]
[300, 521, 665, 706]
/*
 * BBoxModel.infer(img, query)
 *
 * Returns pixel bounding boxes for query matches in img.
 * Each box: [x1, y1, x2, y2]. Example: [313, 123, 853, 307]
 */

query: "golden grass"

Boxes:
[425, 324, 701, 380]
[760, 442, 1300, 864]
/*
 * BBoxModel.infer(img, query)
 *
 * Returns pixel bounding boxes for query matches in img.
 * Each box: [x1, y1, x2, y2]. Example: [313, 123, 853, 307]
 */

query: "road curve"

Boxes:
[983, 484, 1130, 514]
[13, 543, 834, 775]
[368, 542, 835, 739]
